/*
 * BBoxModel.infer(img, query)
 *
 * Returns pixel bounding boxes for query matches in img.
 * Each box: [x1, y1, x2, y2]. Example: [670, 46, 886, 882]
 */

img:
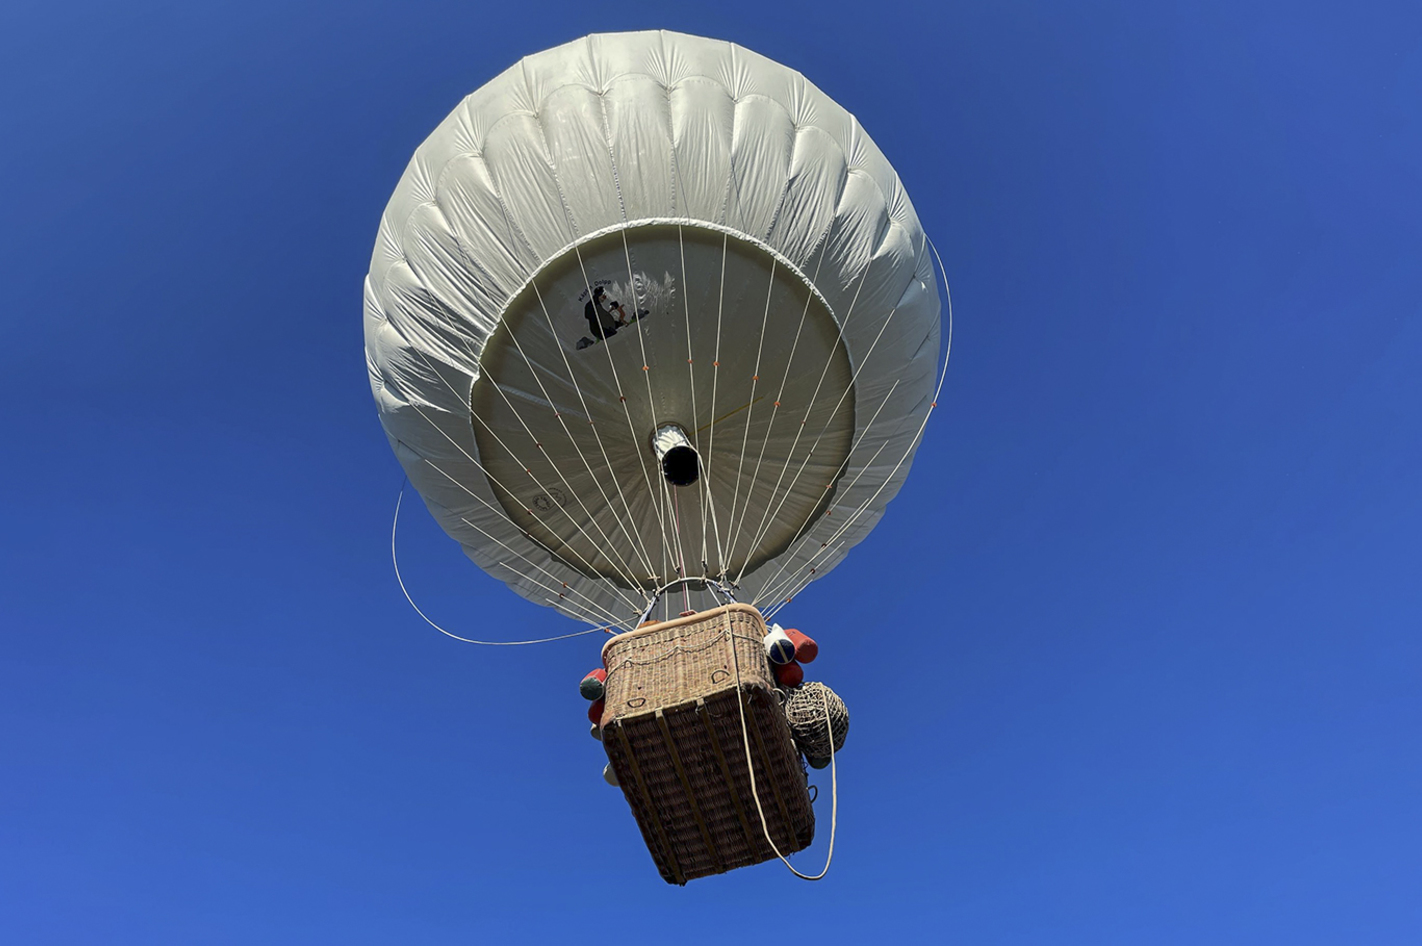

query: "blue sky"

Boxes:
[3, 1, 1419, 942]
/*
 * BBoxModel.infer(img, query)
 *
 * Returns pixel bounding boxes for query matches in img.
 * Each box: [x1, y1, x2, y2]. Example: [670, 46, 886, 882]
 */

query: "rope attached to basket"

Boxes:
[729, 615, 839, 881]
[391, 482, 613, 645]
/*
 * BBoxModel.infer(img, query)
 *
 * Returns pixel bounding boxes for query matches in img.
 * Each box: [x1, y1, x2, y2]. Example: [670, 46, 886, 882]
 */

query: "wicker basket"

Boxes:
[599, 603, 815, 884]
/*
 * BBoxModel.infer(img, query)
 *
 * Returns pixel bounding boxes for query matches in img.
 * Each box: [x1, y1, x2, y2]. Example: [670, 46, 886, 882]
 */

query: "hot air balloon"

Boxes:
[366, 31, 947, 883]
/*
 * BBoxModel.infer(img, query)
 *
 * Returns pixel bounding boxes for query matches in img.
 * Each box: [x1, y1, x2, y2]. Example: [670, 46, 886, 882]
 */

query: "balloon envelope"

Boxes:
[366, 31, 941, 627]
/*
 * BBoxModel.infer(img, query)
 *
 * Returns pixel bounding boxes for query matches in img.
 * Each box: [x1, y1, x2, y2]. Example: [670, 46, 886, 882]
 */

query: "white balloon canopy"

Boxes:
[365, 31, 942, 628]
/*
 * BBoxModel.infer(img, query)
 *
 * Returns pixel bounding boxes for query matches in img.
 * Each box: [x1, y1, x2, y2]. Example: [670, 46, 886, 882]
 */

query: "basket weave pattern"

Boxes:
[600, 604, 815, 883]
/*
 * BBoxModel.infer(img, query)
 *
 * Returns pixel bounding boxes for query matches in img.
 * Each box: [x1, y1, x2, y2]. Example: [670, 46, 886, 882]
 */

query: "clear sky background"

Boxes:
[3, 1, 1419, 942]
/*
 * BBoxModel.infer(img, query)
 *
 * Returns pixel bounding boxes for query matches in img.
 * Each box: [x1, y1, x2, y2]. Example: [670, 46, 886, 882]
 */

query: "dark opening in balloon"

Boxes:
[662, 445, 700, 487]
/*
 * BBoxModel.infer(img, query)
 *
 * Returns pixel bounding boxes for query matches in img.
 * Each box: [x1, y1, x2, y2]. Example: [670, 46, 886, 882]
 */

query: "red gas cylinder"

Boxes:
[580, 668, 607, 701]
[783, 628, 818, 663]
[773, 661, 804, 688]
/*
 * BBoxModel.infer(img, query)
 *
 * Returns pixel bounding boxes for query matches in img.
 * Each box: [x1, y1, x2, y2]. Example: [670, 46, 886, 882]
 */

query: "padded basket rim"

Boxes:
[600, 602, 766, 664]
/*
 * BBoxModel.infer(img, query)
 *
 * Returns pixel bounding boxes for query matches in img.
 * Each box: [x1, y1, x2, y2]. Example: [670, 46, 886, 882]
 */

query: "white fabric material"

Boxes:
[651, 424, 693, 463]
[366, 31, 940, 624]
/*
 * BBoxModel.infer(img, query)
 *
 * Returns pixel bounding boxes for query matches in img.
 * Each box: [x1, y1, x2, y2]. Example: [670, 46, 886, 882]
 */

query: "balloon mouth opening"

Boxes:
[661, 445, 700, 487]
[652, 423, 700, 487]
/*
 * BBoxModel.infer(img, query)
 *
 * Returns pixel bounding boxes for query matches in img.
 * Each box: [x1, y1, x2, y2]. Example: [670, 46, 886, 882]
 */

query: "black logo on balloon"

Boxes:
[531, 487, 567, 513]
[575, 282, 649, 350]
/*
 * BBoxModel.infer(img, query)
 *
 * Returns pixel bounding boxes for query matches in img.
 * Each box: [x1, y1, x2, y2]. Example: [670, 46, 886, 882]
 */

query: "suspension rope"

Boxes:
[529, 278, 661, 580]
[401, 394, 644, 614]
[599, 91, 712, 597]
[731, 263, 873, 585]
[724, 245, 828, 569]
[570, 238, 676, 581]
[466, 378, 647, 594]
[496, 286, 659, 580]
[465, 405, 645, 593]
[619, 225, 678, 599]
[678, 224, 723, 577]
[673, 487, 691, 614]
[705, 231, 730, 576]
[400, 125, 658, 607]
[757, 399, 929, 616]
[535, 105, 673, 590]
[736, 299, 902, 583]
[384, 310, 647, 595]
[410, 457, 633, 625]
[735, 230, 935, 587]
[755, 236, 955, 613]
[722, 255, 778, 564]
[750, 380, 903, 609]
[373, 310, 644, 614]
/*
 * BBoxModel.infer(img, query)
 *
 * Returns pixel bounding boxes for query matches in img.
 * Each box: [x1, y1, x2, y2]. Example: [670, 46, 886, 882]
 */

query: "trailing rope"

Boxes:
[392, 482, 615, 644]
[728, 616, 838, 881]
